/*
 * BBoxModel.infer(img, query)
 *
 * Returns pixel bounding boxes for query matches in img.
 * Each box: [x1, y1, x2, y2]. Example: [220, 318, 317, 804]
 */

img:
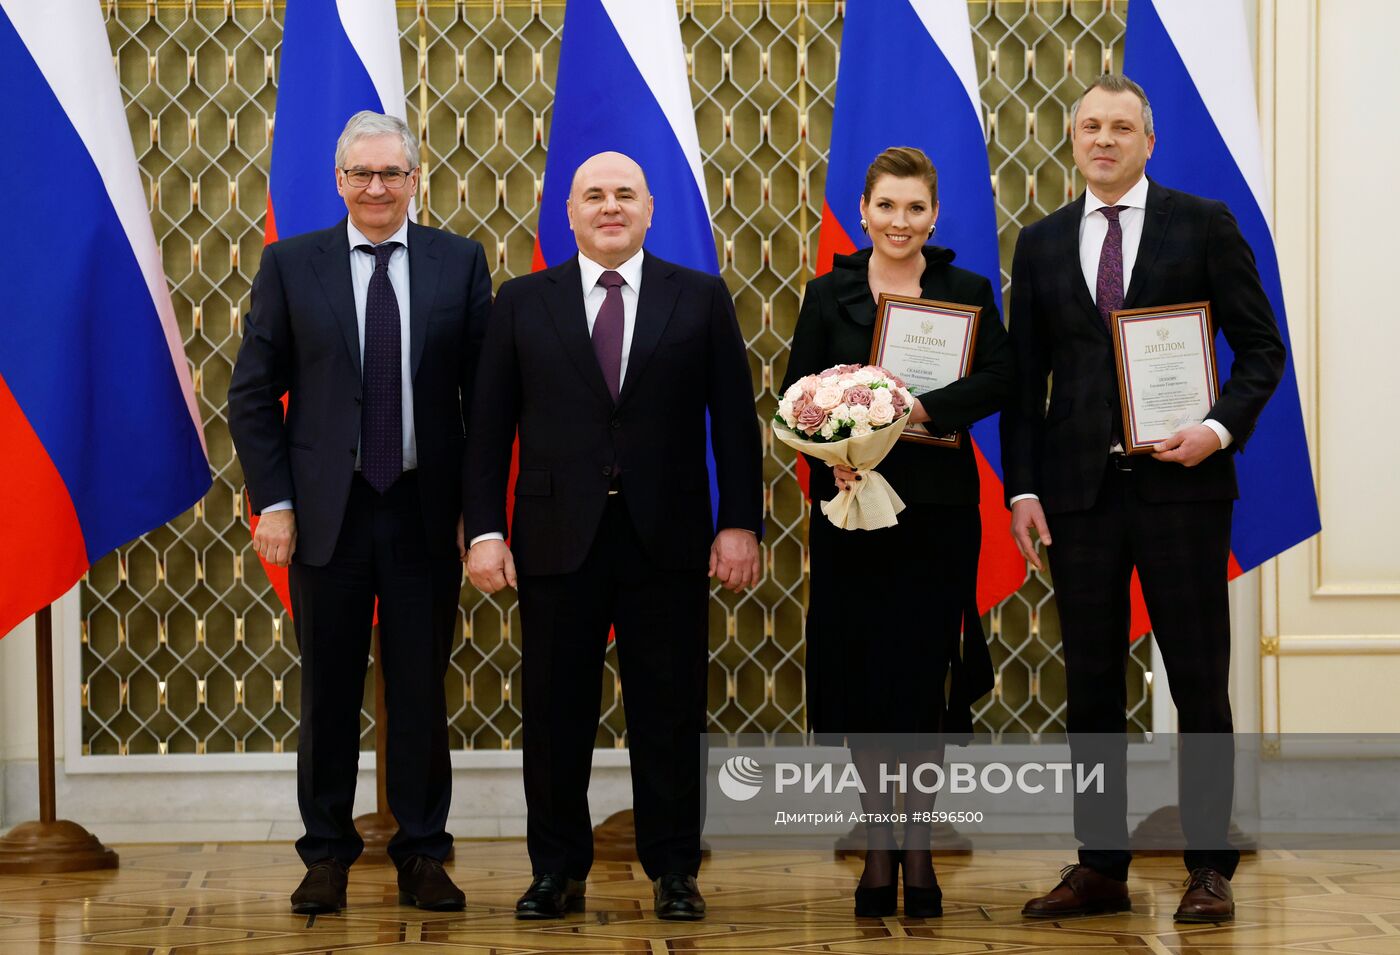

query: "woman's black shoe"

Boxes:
[903, 882, 943, 918]
[854, 848, 899, 918]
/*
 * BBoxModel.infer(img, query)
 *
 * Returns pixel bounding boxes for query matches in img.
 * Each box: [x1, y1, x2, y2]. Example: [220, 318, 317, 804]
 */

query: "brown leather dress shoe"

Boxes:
[1022, 864, 1131, 918]
[1175, 867, 1234, 923]
[397, 855, 466, 911]
[291, 859, 348, 914]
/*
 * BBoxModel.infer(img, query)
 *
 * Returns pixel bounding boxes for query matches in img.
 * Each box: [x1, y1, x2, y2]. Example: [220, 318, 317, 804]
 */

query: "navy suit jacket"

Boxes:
[1000, 181, 1286, 514]
[464, 252, 763, 575]
[228, 218, 492, 565]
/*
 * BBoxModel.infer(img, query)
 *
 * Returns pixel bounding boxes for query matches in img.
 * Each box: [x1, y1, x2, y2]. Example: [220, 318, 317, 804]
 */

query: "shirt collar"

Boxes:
[347, 217, 410, 251]
[578, 248, 645, 292]
[1083, 175, 1149, 218]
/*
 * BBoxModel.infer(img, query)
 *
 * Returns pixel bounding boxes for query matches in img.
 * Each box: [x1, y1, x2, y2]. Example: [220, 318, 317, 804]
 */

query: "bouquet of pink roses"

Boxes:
[772, 363, 914, 530]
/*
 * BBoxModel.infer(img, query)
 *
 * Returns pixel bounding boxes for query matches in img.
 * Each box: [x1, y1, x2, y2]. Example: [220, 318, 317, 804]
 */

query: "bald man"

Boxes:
[465, 152, 763, 920]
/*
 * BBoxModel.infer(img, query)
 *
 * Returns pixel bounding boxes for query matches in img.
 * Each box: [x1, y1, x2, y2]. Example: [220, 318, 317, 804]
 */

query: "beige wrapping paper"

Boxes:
[771, 413, 911, 530]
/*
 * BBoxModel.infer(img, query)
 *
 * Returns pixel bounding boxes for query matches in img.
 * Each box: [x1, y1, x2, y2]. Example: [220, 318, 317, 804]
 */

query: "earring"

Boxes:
[859, 218, 868, 233]
[929, 225, 937, 237]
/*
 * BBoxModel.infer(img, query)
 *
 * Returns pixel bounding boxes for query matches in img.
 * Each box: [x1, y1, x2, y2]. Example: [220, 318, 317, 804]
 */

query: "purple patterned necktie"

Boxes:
[1095, 204, 1127, 328]
[357, 241, 403, 493]
[593, 270, 625, 401]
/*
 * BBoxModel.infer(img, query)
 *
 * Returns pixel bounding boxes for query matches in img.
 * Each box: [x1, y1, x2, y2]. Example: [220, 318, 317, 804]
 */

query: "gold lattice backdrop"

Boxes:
[82, 0, 1152, 758]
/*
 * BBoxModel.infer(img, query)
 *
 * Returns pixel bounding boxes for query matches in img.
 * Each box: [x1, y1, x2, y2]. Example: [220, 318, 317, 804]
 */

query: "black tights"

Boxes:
[851, 744, 945, 888]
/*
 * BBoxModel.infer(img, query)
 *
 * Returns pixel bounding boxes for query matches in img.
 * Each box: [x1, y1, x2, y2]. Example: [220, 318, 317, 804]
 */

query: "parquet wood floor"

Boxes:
[2, 842, 1399, 953]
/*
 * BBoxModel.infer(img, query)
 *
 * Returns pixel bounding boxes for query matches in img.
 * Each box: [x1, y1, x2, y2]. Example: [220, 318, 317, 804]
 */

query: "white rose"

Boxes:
[813, 385, 843, 410]
[851, 422, 873, 437]
[784, 381, 806, 401]
[819, 419, 837, 440]
[778, 396, 795, 425]
[871, 388, 893, 407]
[854, 367, 880, 385]
[869, 402, 894, 426]
[848, 405, 870, 425]
[897, 387, 913, 405]
[837, 375, 858, 389]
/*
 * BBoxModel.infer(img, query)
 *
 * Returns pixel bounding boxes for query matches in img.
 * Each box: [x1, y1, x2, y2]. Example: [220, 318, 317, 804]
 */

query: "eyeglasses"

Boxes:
[341, 167, 415, 189]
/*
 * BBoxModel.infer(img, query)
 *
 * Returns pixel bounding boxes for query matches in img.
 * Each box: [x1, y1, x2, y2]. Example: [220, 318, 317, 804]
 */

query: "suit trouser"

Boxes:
[289, 472, 462, 869]
[1048, 462, 1239, 881]
[518, 495, 710, 881]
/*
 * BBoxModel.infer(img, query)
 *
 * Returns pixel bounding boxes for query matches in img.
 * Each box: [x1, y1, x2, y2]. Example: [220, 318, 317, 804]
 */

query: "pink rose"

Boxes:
[790, 394, 811, 419]
[796, 403, 828, 433]
[819, 366, 842, 378]
[891, 389, 908, 414]
[842, 385, 874, 408]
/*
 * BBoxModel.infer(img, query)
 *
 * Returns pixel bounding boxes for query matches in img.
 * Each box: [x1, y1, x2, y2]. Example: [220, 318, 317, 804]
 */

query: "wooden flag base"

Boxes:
[0, 820, 118, 873]
[0, 606, 118, 874]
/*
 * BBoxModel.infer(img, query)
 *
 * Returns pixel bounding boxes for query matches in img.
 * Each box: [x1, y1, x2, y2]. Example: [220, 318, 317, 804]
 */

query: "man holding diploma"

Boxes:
[1000, 74, 1285, 922]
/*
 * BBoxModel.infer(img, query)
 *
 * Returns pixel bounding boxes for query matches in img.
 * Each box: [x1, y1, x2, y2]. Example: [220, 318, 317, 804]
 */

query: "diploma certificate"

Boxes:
[1110, 302, 1221, 455]
[870, 295, 981, 448]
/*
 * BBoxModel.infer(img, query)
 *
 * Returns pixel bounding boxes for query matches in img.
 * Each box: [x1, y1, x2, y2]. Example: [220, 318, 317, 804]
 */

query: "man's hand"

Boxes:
[709, 528, 760, 592]
[253, 509, 297, 568]
[1152, 424, 1221, 467]
[1009, 498, 1052, 572]
[466, 538, 517, 594]
[456, 515, 467, 561]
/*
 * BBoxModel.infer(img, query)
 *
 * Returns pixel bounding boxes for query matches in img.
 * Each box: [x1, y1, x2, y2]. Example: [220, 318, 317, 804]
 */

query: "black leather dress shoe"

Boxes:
[515, 873, 587, 919]
[291, 859, 347, 914]
[653, 873, 706, 921]
[396, 855, 466, 911]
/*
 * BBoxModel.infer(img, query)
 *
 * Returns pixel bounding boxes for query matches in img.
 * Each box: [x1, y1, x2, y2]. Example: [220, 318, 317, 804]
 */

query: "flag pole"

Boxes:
[0, 605, 118, 872]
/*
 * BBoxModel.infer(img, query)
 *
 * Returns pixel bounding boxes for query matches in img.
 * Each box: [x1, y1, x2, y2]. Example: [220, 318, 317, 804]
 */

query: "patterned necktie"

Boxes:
[593, 270, 625, 401]
[1095, 204, 1128, 328]
[357, 241, 403, 493]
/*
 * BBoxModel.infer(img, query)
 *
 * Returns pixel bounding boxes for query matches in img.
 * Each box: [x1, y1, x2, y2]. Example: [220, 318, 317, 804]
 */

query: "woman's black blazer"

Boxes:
[780, 246, 1013, 506]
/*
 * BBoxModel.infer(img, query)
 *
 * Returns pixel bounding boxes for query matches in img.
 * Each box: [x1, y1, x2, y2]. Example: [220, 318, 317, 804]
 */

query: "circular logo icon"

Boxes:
[717, 755, 764, 802]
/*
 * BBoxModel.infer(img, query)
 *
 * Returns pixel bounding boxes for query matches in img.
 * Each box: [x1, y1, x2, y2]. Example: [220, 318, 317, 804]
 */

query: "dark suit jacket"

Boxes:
[780, 246, 1014, 506]
[1000, 181, 1286, 514]
[228, 218, 492, 565]
[463, 252, 763, 576]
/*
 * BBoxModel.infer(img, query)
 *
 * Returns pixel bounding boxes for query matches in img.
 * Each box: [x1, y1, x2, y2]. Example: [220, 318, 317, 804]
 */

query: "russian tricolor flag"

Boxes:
[819, 0, 1024, 612]
[535, 0, 721, 517]
[0, 2, 211, 638]
[1126, 1, 1320, 583]
[253, 0, 405, 611]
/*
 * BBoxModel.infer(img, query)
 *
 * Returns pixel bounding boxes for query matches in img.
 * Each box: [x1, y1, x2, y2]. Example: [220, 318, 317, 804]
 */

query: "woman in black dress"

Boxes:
[781, 147, 1012, 917]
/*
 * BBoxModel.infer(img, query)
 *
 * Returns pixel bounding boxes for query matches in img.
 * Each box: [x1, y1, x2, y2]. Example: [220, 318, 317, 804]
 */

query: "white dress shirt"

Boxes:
[579, 247, 645, 388]
[262, 218, 415, 514]
[1009, 176, 1229, 507]
[467, 249, 647, 547]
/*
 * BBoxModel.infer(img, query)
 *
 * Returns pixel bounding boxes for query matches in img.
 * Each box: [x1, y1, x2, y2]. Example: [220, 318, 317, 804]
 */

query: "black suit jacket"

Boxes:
[464, 252, 763, 576]
[1000, 181, 1286, 514]
[780, 246, 1014, 506]
[228, 218, 492, 565]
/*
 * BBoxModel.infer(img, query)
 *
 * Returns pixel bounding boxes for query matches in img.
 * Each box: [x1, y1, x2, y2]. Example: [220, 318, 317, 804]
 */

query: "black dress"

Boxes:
[780, 247, 1013, 736]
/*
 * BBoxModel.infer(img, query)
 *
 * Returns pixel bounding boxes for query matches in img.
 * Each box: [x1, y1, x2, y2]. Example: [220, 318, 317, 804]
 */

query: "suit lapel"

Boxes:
[1122, 180, 1172, 309]
[831, 250, 877, 326]
[544, 257, 614, 405]
[407, 221, 441, 380]
[311, 219, 362, 378]
[617, 252, 679, 407]
[1058, 194, 1104, 337]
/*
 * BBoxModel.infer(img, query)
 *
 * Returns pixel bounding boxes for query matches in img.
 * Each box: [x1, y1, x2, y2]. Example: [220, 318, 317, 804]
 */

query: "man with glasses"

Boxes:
[229, 110, 491, 914]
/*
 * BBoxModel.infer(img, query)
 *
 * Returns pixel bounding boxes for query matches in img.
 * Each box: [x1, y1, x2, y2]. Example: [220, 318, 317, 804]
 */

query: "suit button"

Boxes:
[610, 418, 621, 430]
[602, 465, 613, 477]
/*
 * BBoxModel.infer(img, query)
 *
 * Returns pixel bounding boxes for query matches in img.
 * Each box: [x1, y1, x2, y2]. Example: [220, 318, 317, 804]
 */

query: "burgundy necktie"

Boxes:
[593, 270, 625, 401]
[357, 242, 402, 493]
[1095, 205, 1127, 328]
